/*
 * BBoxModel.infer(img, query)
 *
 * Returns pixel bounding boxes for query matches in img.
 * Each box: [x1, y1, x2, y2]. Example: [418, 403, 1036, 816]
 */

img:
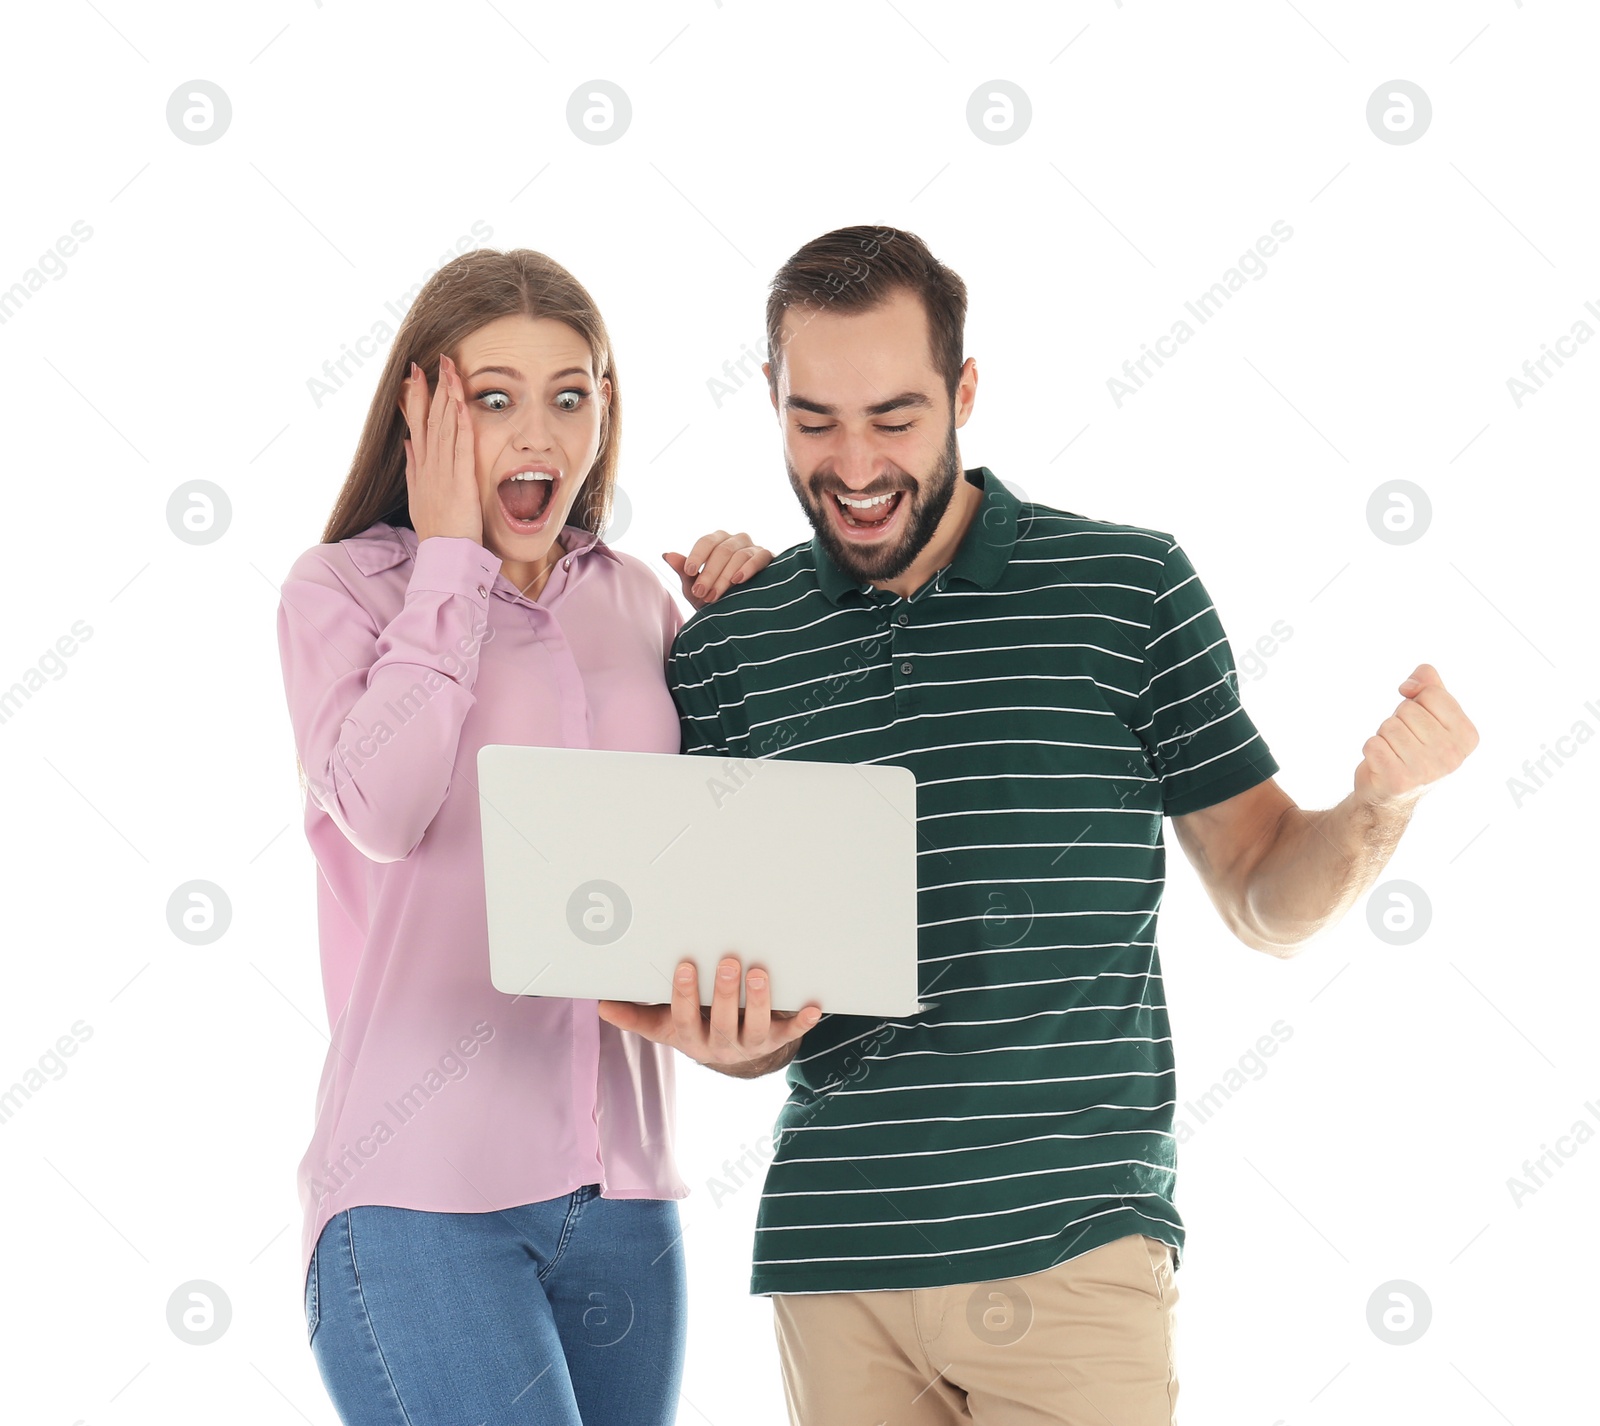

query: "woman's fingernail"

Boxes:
[676, 965, 694, 983]
[692, 583, 706, 598]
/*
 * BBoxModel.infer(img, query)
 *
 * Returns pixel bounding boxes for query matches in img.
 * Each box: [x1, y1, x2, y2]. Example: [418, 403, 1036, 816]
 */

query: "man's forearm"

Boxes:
[1241, 792, 1418, 956]
[705, 1038, 802, 1079]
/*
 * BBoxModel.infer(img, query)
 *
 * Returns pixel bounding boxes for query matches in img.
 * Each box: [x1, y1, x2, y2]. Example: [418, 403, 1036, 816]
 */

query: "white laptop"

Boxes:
[476, 744, 922, 1018]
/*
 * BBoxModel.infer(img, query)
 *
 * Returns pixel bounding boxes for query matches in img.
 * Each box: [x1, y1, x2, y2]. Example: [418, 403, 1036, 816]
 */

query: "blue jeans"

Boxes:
[305, 1186, 687, 1424]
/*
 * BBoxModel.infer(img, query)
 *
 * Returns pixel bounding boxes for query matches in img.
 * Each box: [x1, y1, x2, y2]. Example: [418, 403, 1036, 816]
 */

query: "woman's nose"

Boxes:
[504, 419, 550, 453]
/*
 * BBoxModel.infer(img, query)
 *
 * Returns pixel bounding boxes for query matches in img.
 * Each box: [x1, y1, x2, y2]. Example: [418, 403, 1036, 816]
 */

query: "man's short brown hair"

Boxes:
[765, 225, 968, 400]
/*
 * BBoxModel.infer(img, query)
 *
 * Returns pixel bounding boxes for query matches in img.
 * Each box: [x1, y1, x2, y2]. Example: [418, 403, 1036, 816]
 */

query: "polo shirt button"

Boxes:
[900, 661, 913, 675]
[896, 613, 909, 626]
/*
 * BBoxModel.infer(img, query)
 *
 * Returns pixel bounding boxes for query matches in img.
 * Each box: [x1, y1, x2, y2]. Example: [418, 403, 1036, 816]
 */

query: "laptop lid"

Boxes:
[477, 744, 921, 1018]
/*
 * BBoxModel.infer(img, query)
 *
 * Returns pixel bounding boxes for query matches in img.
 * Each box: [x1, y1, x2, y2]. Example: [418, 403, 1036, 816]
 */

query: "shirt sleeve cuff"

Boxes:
[406, 535, 503, 599]
[1163, 749, 1281, 818]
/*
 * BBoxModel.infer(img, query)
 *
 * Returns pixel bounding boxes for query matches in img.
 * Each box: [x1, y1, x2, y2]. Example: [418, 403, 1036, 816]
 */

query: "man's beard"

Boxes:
[786, 419, 962, 585]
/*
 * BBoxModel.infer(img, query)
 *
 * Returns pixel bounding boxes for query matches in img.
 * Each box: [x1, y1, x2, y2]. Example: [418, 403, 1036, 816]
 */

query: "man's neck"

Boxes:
[872, 468, 982, 600]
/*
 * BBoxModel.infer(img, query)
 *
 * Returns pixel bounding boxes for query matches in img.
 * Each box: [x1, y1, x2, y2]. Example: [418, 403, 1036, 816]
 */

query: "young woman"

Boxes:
[276, 247, 770, 1425]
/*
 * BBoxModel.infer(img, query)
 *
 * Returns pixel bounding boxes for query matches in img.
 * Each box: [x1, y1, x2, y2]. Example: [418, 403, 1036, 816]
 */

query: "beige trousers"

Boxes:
[771, 1233, 1178, 1425]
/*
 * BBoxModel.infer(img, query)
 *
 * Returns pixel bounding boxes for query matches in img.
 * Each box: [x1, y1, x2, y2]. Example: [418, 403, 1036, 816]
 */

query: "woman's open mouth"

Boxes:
[826, 487, 907, 542]
[497, 466, 561, 534]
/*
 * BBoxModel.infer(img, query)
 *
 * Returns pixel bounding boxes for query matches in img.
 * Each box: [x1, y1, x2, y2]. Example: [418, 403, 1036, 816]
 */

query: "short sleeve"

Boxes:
[666, 619, 735, 758]
[1136, 540, 1278, 817]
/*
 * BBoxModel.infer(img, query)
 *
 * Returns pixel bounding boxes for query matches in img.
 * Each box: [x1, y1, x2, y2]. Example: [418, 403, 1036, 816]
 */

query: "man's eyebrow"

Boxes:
[464, 365, 592, 382]
[784, 390, 934, 418]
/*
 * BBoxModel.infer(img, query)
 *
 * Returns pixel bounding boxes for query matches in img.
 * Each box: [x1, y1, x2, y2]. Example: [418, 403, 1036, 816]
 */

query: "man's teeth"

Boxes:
[837, 492, 894, 508]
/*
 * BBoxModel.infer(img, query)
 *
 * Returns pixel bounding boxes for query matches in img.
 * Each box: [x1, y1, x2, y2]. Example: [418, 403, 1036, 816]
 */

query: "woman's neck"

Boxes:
[501, 535, 566, 600]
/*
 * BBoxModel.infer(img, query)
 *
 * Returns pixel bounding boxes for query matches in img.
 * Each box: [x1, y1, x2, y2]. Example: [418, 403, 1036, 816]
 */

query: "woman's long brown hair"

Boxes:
[320, 246, 621, 545]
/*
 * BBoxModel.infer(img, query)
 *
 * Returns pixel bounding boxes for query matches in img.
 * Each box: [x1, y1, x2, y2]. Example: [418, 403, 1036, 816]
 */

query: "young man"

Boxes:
[599, 225, 1477, 1425]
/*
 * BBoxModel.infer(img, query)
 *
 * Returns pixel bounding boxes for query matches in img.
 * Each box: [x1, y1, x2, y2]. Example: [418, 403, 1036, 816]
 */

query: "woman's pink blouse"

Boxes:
[275, 521, 690, 1288]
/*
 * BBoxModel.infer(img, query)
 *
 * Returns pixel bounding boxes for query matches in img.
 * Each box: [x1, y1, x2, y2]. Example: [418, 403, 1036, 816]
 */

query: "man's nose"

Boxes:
[830, 434, 886, 490]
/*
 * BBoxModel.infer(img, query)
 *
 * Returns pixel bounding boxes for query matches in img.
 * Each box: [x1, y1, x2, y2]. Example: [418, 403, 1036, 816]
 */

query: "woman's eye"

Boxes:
[554, 388, 590, 412]
[476, 390, 511, 412]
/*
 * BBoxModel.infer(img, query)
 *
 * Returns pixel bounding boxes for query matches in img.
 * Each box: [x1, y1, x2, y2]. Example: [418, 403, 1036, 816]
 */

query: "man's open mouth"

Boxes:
[828, 488, 906, 537]
[497, 468, 560, 532]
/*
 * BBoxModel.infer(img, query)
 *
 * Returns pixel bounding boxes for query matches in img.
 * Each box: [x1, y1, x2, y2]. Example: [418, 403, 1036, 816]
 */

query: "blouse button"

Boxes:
[563, 558, 572, 570]
[476, 585, 488, 597]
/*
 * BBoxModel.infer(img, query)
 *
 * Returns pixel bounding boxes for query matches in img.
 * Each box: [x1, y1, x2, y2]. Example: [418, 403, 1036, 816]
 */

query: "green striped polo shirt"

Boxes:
[666, 466, 1279, 1296]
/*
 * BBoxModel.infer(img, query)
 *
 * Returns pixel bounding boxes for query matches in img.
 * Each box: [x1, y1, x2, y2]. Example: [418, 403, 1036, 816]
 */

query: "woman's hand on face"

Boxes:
[399, 354, 483, 546]
[662, 531, 772, 609]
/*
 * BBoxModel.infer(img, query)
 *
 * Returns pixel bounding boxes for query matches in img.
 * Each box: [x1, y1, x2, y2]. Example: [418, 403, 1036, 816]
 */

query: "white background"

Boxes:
[1, 2, 1595, 1423]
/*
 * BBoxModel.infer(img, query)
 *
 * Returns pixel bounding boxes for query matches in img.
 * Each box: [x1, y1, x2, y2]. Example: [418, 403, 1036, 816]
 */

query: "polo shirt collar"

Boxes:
[811, 466, 1017, 605]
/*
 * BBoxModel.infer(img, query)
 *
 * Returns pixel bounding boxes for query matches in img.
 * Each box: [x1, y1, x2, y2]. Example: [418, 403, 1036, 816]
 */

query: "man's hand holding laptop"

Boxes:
[598, 955, 821, 1080]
